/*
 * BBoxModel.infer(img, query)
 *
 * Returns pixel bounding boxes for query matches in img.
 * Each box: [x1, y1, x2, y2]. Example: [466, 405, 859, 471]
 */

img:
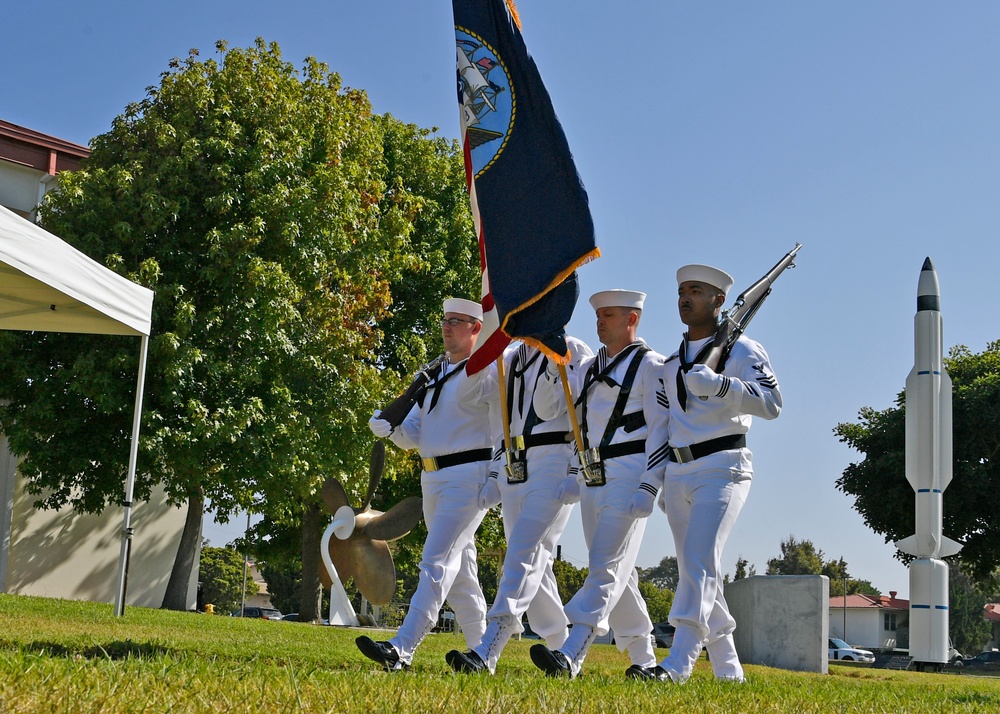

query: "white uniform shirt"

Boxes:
[536, 338, 669, 483]
[662, 334, 781, 475]
[461, 336, 594, 444]
[389, 358, 494, 477]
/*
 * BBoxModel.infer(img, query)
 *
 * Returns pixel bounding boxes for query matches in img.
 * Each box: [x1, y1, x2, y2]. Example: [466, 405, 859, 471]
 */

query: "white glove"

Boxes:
[628, 490, 655, 519]
[478, 476, 502, 509]
[545, 358, 560, 379]
[555, 475, 581, 505]
[368, 410, 393, 438]
[628, 480, 660, 519]
[685, 364, 727, 398]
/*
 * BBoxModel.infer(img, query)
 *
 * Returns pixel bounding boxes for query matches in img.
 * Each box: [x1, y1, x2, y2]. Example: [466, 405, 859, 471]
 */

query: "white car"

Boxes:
[828, 638, 875, 663]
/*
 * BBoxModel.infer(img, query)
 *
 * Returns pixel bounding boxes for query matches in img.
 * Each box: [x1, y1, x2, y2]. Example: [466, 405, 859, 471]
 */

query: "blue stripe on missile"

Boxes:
[917, 295, 940, 311]
[916, 370, 941, 375]
[911, 604, 949, 610]
[915, 489, 943, 493]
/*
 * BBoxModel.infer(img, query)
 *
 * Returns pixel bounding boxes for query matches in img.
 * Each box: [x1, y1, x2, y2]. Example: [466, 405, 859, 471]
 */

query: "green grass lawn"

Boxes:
[1, 593, 998, 713]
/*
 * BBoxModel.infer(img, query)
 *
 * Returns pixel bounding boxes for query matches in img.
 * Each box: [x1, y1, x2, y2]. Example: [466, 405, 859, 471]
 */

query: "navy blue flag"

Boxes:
[453, 0, 600, 373]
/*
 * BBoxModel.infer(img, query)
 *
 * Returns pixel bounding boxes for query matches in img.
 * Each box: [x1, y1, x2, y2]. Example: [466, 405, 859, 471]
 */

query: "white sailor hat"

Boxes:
[442, 297, 483, 321]
[676, 264, 734, 296]
[589, 289, 646, 311]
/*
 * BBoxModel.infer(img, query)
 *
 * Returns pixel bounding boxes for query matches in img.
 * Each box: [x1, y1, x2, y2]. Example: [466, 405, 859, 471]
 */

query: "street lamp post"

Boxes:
[843, 576, 848, 640]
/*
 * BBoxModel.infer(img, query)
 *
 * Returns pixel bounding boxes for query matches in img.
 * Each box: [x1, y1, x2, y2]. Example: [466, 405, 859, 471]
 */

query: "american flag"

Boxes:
[453, 0, 599, 374]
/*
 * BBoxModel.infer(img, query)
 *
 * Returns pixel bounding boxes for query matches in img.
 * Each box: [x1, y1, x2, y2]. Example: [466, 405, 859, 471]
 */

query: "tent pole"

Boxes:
[114, 334, 149, 617]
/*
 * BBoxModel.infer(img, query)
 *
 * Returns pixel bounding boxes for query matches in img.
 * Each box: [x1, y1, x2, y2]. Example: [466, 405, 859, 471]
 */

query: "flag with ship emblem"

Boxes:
[453, 0, 599, 374]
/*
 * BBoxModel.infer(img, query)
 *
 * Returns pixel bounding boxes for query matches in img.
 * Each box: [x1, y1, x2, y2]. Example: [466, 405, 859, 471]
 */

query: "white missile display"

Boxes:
[894, 257, 961, 670]
[896, 257, 961, 560]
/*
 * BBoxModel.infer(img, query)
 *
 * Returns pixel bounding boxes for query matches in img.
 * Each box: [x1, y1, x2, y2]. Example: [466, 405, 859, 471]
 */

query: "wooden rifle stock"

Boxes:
[379, 353, 447, 428]
[701, 243, 801, 372]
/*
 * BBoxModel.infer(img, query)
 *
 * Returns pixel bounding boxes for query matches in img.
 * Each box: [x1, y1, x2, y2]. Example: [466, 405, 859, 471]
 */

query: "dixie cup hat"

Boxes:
[589, 289, 646, 311]
[676, 264, 734, 296]
[442, 297, 483, 321]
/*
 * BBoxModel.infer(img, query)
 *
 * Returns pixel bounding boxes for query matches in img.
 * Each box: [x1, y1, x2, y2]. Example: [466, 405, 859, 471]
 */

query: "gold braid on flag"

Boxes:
[501, 246, 602, 364]
[505, 0, 522, 29]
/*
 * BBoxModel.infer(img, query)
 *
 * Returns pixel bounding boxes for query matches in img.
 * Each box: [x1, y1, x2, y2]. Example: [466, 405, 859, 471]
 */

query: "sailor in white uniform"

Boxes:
[529, 289, 669, 679]
[356, 297, 492, 671]
[628, 264, 782, 683]
[445, 335, 594, 674]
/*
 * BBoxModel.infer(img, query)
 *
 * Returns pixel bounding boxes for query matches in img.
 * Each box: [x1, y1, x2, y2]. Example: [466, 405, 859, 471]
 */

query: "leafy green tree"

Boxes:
[258, 556, 332, 619]
[638, 580, 674, 623]
[766, 536, 825, 575]
[0, 39, 401, 611]
[733, 556, 756, 581]
[765, 537, 880, 598]
[198, 545, 257, 614]
[949, 566, 996, 656]
[640, 555, 678, 591]
[553, 558, 588, 604]
[835, 342, 1000, 582]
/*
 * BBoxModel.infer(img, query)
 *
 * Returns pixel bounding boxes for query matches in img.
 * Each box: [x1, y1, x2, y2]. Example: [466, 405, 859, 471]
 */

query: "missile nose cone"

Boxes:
[916, 257, 940, 312]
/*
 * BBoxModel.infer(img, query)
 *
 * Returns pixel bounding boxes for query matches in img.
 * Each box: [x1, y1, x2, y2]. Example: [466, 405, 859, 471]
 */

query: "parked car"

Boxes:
[963, 650, 1000, 671]
[231, 606, 283, 620]
[281, 613, 329, 625]
[828, 638, 875, 663]
[653, 622, 676, 649]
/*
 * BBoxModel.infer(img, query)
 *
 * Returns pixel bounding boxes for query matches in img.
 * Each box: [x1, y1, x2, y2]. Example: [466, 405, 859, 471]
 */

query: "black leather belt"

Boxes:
[510, 431, 570, 450]
[421, 448, 493, 472]
[599, 439, 646, 460]
[668, 434, 746, 464]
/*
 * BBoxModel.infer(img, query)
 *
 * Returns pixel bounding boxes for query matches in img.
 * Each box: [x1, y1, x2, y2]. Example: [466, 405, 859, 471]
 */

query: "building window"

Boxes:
[884, 613, 897, 632]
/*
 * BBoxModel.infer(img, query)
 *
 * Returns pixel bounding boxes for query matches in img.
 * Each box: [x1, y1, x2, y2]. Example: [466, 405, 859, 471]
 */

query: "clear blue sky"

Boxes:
[5, 1, 999, 595]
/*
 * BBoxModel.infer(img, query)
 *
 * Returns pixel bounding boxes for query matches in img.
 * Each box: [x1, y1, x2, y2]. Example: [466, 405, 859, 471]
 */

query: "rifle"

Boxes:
[379, 353, 447, 428]
[699, 243, 801, 373]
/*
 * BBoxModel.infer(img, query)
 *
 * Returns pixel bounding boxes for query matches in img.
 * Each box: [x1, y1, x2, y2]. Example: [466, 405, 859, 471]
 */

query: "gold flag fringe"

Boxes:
[506, 0, 522, 30]
[501, 247, 602, 364]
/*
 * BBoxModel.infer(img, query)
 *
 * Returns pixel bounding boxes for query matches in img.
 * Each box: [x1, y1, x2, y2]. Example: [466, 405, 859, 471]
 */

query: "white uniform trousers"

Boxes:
[486, 444, 572, 646]
[564, 460, 655, 666]
[391, 472, 488, 663]
[659, 467, 750, 682]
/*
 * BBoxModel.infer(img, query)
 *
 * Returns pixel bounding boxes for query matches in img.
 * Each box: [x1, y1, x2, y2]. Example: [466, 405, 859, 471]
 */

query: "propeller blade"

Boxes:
[320, 537, 397, 606]
[350, 540, 397, 605]
[321, 477, 351, 514]
[361, 496, 424, 542]
[361, 441, 386, 512]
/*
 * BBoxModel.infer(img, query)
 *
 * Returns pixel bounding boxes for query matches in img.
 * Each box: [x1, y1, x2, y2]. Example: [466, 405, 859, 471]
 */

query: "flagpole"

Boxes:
[557, 363, 586, 456]
[496, 355, 513, 453]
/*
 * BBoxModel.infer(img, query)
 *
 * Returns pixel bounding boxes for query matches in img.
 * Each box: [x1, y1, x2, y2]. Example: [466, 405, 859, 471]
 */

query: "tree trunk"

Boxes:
[299, 502, 324, 622]
[161, 488, 205, 610]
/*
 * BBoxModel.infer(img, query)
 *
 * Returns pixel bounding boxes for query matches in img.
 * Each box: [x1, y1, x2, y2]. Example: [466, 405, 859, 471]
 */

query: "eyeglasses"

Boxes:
[440, 317, 478, 327]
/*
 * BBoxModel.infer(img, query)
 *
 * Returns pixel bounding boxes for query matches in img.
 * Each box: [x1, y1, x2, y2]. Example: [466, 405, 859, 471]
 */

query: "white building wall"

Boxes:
[0, 436, 196, 608]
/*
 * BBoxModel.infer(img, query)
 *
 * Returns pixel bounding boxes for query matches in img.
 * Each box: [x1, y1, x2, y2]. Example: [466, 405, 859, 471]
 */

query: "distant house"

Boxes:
[0, 118, 195, 609]
[0, 119, 88, 219]
[244, 562, 276, 611]
[984, 603, 1000, 651]
[829, 591, 909, 651]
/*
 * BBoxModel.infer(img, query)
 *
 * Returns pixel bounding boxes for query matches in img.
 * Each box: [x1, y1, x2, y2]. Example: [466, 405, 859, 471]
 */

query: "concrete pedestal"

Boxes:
[725, 574, 829, 673]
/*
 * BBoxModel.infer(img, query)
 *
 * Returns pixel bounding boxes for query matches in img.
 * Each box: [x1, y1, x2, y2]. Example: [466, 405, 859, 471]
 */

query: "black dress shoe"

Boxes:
[446, 649, 488, 673]
[530, 644, 575, 678]
[356, 635, 408, 671]
[625, 664, 671, 681]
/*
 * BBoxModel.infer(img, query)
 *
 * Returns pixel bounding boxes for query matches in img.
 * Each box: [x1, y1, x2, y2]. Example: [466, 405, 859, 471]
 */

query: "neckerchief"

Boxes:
[675, 336, 714, 411]
[422, 358, 468, 413]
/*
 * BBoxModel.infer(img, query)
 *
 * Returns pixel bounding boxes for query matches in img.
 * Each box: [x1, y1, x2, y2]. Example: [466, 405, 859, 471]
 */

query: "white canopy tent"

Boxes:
[0, 203, 154, 615]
